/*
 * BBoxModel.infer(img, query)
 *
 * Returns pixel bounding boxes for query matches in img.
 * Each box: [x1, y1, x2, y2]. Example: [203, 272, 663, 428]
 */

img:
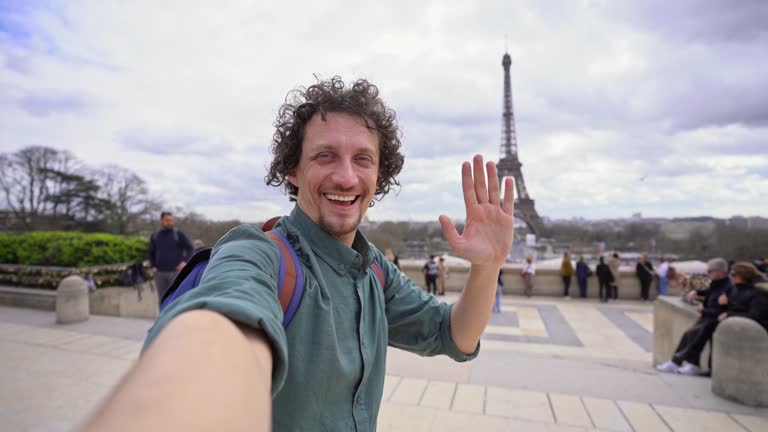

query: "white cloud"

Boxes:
[1, 0, 766, 224]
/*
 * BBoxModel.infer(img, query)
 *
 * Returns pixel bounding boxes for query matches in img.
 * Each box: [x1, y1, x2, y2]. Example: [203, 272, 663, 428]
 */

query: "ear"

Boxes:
[287, 170, 298, 187]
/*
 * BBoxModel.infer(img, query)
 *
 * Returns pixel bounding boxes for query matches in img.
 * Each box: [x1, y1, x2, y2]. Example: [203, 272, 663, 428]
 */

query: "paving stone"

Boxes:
[382, 375, 401, 401]
[452, 384, 484, 414]
[616, 400, 670, 432]
[377, 402, 436, 432]
[654, 405, 745, 432]
[485, 386, 553, 423]
[582, 397, 631, 431]
[549, 393, 592, 428]
[431, 410, 509, 432]
[390, 377, 427, 405]
[420, 380, 455, 409]
[731, 414, 768, 432]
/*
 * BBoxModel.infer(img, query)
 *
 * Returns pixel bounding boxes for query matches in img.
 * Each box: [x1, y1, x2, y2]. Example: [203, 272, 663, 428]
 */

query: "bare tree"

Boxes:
[0, 146, 69, 228]
[95, 165, 159, 234]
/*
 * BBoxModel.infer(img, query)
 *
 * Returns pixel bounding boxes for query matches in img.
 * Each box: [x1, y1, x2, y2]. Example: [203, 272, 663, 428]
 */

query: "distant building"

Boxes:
[660, 219, 716, 241]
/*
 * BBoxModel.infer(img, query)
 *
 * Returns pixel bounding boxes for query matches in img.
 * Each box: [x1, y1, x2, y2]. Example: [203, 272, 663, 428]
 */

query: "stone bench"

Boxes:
[653, 296, 711, 371]
[712, 317, 768, 406]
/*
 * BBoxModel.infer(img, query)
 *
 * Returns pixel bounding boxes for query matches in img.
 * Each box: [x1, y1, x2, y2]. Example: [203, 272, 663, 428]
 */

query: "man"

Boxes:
[438, 256, 449, 295]
[80, 77, 516, 432]
[656, 257, 732, 375]
[656, 256, 670, 296]
[148, 211, 193, 302]
[608, 252, 621, 301]
[575, 255, 591, 299]
[423, 254, 439, 295]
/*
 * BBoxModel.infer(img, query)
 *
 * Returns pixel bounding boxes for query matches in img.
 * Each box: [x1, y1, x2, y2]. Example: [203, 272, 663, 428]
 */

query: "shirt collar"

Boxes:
[287, 205, 374, 278]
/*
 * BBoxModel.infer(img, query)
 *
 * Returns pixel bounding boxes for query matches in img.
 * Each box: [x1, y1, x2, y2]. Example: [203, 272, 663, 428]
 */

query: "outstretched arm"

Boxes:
[77, 310, 273, 432]
[441, 155, 515, 354]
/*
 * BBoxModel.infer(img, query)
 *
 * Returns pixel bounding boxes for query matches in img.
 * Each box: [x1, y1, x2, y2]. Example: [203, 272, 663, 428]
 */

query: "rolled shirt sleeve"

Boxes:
[379, 253, 479, 362]
[143, 225, 290, 397]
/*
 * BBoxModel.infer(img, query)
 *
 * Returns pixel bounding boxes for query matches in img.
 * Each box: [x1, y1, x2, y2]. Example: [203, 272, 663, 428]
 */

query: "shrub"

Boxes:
[0, 231, 148, 267]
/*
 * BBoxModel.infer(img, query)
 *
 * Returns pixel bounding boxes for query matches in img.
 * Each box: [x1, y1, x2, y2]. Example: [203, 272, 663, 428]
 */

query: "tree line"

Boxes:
[0, 146, 248, 246]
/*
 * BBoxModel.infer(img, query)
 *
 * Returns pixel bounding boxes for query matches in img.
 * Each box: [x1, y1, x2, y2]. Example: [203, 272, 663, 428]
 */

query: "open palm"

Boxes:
[439, 155, 515, 267]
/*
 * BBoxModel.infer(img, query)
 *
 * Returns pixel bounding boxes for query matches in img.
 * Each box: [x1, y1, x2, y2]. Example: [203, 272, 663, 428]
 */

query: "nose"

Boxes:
[330, 158, 357, 189]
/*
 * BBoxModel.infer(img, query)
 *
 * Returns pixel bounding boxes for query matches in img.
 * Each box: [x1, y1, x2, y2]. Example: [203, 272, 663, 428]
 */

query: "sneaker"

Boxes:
[677, 363, 703, 376]
[656, 361, 679, 373]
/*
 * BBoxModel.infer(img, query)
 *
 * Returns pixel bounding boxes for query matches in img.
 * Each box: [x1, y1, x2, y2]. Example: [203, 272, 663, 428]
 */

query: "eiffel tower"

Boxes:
[496, 52, 545, 235]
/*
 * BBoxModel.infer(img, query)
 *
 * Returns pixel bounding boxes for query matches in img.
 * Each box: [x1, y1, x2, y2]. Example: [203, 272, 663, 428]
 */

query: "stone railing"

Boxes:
[652, 296, 710, 370]
[400, 263, 683, 299]
[0, 263, 137, 289]
[0, 283, 158, 320]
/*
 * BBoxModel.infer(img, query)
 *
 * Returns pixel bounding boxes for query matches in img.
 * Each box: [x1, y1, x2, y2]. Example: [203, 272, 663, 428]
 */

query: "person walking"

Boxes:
[438, 256, 449, 295]
[575, 256, 591, 299]
[596, 256, 613, 303]
[148, 211, 194, 303]
[608, 253, 621, 301]
[636, 254, 655, 302]
[422, 255, 439, 295]
[560, 252, 574, 299]
[522, 255, 535, 297]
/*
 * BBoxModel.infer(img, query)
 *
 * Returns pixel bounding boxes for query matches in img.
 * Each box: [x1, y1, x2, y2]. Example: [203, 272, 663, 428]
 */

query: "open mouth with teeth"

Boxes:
[324, 193, 359, 207]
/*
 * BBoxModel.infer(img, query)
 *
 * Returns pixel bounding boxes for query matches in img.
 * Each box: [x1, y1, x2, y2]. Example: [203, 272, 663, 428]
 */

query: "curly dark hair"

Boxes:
[265, 76, 404, 204]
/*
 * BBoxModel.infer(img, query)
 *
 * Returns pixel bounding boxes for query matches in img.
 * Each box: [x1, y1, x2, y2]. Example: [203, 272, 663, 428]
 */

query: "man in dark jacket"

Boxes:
[656, 257, 732, 376]
[149, 212, 194, 303]
[595, 256, 612, 303]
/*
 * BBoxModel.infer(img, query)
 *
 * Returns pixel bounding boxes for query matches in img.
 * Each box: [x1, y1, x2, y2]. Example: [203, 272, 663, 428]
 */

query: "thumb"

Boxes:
[439, 215, 461, 254]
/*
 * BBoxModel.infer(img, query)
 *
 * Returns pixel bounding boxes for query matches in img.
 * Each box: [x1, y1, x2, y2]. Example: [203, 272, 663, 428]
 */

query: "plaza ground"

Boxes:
[1, 294, 767, 431]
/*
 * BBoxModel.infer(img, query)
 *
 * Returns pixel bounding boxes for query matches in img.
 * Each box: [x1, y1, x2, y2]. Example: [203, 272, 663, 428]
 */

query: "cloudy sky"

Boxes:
[1, 0, 767, 223]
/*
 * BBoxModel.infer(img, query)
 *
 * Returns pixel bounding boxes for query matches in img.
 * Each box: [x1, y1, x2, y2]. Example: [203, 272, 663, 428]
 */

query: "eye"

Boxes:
[316, 152, 334, 160]
[356, 154, 374, 163]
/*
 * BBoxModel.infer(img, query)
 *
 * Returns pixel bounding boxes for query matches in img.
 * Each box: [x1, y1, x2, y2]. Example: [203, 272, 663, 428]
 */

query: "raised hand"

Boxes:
[439, 154, 515, 267]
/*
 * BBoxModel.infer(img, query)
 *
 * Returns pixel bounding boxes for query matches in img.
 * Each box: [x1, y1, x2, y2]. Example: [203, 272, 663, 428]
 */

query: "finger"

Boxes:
[502, 177, 515, 215]
[439, 215, 462, 254]
[461, 161, 477, 207]
[472, 154, 488, 203]
[486, 161, 500, 205]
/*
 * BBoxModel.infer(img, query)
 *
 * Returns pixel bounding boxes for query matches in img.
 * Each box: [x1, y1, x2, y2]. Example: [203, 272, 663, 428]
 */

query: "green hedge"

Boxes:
[0, 232, 148, 267]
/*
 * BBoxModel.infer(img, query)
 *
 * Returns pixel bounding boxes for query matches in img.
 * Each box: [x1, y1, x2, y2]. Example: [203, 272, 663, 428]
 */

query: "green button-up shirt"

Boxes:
[145, 206, 479, 431]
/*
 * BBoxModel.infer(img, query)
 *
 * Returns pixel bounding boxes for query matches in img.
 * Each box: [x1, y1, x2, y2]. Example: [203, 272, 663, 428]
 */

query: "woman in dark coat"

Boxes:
[720, 262, 768, 331]
[635, 254, 655, 302]
[596, 256, 613, 303]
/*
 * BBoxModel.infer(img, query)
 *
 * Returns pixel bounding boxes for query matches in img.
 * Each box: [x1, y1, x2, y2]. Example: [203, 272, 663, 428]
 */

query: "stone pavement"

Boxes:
[1, 296, 767, 431]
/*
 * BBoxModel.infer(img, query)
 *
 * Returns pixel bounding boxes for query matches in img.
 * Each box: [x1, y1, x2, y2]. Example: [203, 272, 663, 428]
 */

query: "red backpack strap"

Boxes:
[262, 216, 281, 232]
[262, 217, 306, 328]
[370, 260, 385, 289]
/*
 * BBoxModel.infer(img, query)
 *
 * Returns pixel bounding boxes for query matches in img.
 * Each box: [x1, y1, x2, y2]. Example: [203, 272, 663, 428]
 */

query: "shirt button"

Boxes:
[339, 264, 346, 271]
[356, 395, 362, 404]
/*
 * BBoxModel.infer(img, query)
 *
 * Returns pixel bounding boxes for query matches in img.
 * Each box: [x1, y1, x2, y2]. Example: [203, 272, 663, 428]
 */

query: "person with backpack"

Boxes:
[148, 211, 194, 303]
[423, 255, 439, 295]
[80, 77, 517, 432]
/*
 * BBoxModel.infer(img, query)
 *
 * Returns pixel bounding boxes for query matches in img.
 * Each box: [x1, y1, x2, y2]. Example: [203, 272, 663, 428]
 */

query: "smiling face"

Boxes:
[288, 112, 379, 246]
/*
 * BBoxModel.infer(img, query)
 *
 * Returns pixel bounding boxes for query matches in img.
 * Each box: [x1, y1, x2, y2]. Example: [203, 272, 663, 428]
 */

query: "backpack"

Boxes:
[159, 217, 387, 329]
